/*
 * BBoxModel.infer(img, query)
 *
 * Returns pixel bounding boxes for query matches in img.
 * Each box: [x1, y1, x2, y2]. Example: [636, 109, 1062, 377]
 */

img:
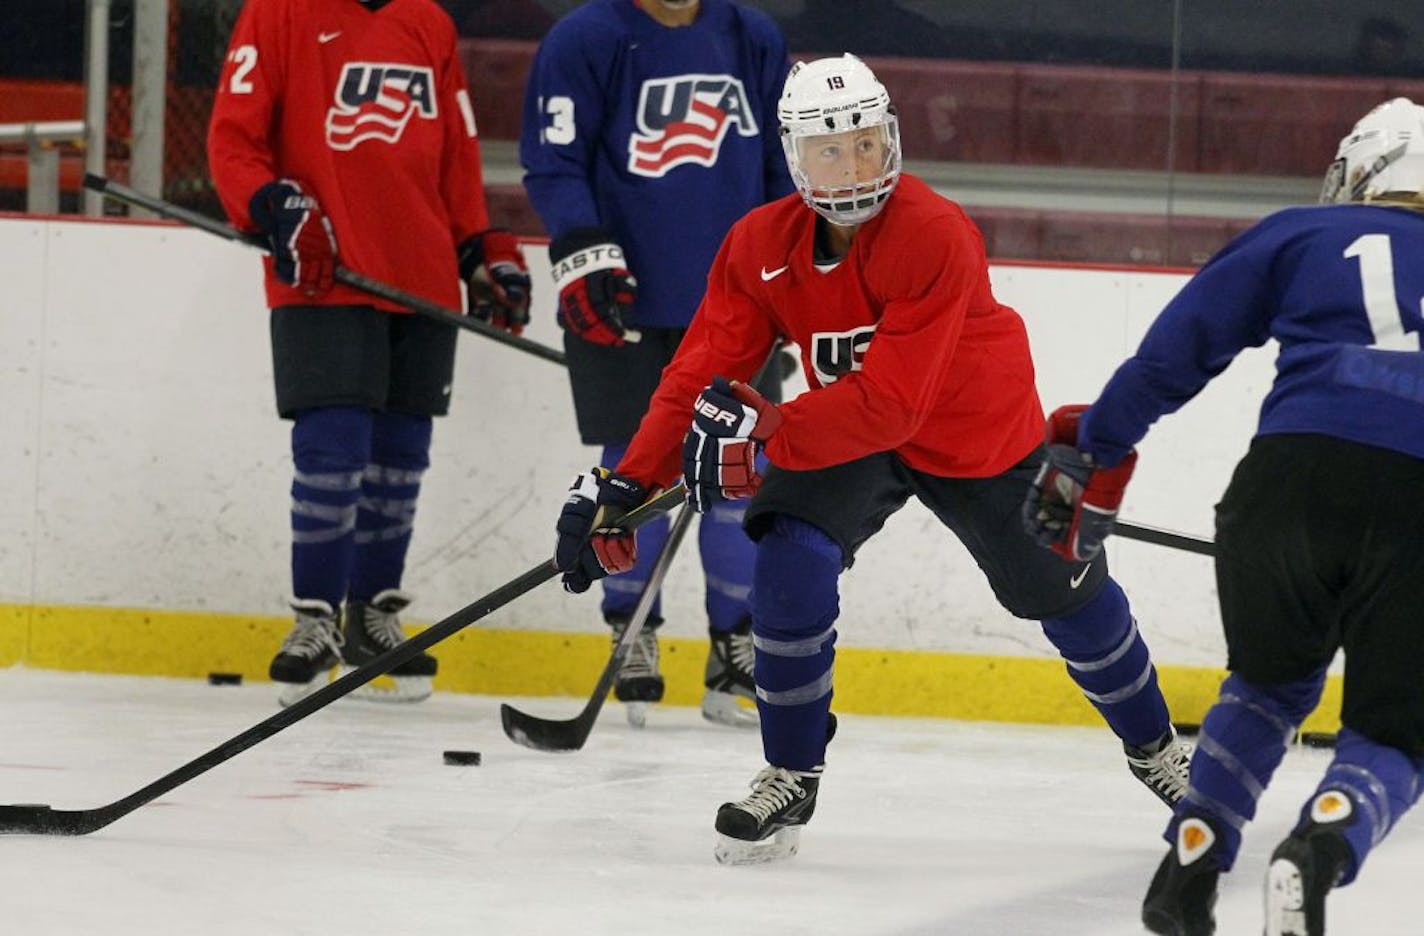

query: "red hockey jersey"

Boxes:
[618, 174, 1045, 486]
[208, 0, 490, 312]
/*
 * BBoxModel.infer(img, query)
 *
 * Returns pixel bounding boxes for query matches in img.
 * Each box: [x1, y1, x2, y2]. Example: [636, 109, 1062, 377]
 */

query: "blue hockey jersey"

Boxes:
[520, 0, 793, 329]
[1081, 204, 1424, 464]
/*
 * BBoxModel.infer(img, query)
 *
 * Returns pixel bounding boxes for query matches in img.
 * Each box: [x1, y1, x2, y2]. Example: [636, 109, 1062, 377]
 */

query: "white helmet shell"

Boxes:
[1322, 97, 1424, 203]
[778, 54, 901, 225]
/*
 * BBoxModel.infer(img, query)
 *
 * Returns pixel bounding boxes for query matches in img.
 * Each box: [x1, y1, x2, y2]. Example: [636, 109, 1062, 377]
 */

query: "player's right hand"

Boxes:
[249, 179, 337, 298]
[554, 467, 648, 594]
[1022, 404, 1137, 562]
[549, 228, 637, 347]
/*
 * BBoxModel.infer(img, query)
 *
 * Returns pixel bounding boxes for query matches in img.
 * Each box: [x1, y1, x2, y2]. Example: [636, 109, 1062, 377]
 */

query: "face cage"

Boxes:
[783, 116, 902, 226]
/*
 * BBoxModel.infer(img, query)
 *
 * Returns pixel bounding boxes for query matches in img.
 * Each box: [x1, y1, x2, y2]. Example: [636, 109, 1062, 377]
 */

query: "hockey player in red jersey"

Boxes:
[209, 0, 531, 706]
[552, 54, 1191, 864]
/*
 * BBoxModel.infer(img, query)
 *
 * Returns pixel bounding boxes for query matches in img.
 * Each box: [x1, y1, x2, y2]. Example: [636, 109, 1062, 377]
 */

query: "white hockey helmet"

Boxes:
[778, 54, 901, 225]
[1321, 97, 1424, 204]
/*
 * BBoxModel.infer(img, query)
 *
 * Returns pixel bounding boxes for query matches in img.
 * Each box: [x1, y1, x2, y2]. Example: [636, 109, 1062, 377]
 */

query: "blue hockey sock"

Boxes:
[597, 442, 667, 623]
[1168, 670, 1325, 871]
[699, 499, 755, 632]
[1040, 577, 1170, 748]
[751, 515, 842, 771]
[348, 412, 431, 601]
[290, 406, 372, 608]
[1296, 727, 1424, 885]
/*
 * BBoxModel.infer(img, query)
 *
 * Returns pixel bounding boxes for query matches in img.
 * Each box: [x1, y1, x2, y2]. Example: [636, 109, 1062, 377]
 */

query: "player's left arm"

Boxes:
[435, 24, 531, 330]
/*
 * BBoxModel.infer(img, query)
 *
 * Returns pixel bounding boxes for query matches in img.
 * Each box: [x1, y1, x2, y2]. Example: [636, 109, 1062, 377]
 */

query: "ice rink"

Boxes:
[1, 669, 1416, 935]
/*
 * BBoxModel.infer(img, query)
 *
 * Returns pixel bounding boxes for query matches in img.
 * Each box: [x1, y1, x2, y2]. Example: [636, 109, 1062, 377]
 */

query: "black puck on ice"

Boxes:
[1298, 731, 1337, 749]
[207, 672, 243, 686]
[443, 750, 482, 766]
[1172, 721, 1201, 738]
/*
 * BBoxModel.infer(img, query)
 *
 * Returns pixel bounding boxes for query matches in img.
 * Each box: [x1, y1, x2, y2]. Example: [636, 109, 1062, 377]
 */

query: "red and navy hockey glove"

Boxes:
[554, 467, 648, 594]
[682, 377, 783, 513]
[249, 179, 337, 298]
[549, 228, 638, 347]
[1022, 404, 1137, 562]
[458, 228, 531, 334]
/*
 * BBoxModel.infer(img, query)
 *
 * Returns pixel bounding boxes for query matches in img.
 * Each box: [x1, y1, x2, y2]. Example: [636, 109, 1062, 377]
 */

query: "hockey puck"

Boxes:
[1172, 721, 1201, 738]
[442, 750, 482, 766]
[207, 672, 242, 686]
[1299, 731, 1337, 749]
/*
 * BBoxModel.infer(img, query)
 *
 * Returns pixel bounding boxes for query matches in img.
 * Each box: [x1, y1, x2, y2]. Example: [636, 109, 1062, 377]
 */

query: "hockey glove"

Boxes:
[458, 228, 532, 333]
[249, 180, 337, 298]
[554, 467, 648, 594]
[1022, 404, 1137, 562]
[549, 227, 637, 347]
[682, 377, 783, 513]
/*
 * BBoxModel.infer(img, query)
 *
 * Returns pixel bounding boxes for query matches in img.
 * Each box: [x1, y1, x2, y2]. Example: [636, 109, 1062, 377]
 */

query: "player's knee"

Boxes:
[292, 405, 373, 474]
[370, 412, 432, 471]
[751, 515, 842, 640]
[1223, 670, 1326, 726]
[1039, 576, 1132, 661]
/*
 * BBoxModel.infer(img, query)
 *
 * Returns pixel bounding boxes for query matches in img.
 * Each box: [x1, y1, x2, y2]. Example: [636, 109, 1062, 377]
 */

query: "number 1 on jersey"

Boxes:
[1344, 234, 1422, 351]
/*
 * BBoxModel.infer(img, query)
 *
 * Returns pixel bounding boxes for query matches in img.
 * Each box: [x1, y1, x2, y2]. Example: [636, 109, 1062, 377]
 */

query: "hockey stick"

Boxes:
[502, 502, 695, 752]
[81, 173, 566, 367]
[0, 487, 684, 836]
[1113, 520, 1215, 557]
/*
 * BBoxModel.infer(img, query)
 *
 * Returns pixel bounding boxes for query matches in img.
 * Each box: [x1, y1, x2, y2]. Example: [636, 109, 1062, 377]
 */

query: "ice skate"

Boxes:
[1126, 728, 1192, 807]
[270, 598, 343, 707]
[1141, 814, 1223, 936]
[702, 618, 758, 729]
[714, 765, 821, 865]
[1264, 791, 1354, 936]
[339, 589, 436, 703]
[608, 613, 663, 728]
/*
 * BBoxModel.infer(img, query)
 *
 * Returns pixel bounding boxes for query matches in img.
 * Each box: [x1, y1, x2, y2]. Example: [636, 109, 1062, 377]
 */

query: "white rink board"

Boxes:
[0, 216, 1274, 667]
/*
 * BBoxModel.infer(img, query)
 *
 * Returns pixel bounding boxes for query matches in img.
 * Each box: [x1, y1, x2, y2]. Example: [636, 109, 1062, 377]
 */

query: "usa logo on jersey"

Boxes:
[325, 63, 437, 151]
[627, 74, 758, 178]
[811, 325, 877, 386]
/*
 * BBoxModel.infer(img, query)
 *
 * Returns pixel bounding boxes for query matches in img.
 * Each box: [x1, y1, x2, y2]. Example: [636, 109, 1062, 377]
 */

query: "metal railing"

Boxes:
[0, 120, 86, 214]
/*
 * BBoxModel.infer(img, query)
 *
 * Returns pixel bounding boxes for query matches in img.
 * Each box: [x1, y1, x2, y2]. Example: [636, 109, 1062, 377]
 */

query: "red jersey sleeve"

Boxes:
[436, 26, 490, 245]
[765, 218, 977, 470]
[617, 224, 781, 488]
[207, 0, 285, 230]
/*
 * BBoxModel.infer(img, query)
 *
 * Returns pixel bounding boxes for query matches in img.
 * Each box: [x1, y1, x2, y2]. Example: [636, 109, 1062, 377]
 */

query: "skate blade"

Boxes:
[336, 667, 433, 704]
[276, 675, 328, 708]
[625, 702, 648, 729]
[1264, 858, 1308, 936]
[701, 691, 759, 729]
[714, 827, 801, 866]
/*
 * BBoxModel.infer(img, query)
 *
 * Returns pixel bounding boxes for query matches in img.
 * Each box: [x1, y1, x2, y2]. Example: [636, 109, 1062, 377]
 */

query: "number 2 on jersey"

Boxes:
[1343, 234, 1422, 351]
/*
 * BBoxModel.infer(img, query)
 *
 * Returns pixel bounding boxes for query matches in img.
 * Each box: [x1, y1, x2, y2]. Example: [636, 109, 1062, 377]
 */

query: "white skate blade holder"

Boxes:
[701, 690, 759, 729]
[1265, 857, 1308, 936]
[337, 666, 433, 704]
[714, 827, 802, 865]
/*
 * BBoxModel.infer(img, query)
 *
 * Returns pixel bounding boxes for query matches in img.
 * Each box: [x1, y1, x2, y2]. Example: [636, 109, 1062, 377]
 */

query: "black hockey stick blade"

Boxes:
[81, 174, 566, 367]
[502, 497, 697, 753]
[1112, 519, 1215, 557]
[0, 488, 685, 835]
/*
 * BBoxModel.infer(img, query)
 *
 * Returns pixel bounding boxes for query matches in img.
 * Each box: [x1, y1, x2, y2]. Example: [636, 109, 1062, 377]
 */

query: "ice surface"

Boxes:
[0, 670, 1415, 935]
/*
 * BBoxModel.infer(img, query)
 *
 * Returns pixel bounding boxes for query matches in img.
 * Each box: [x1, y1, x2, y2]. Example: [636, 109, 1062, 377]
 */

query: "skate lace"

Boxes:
[614, 625, 659, 679]
[728, 630, 755, 677]
[1131, 739, 1192, 800]
[281, 613, 342, 660]
[734, 767, 806, 823]
[363, 606, 407, 650]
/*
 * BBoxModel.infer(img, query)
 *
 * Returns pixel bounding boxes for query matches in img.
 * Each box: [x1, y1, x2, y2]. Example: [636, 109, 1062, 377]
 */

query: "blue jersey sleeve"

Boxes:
[1081, 218, 1281, 465]
[519, 13, 618, 239]
[738, 7, 794, 200]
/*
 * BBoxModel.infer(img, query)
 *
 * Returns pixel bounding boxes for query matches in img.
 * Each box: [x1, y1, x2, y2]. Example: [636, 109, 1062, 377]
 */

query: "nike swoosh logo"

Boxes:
[1069, 564, 1091, 589]
[318, 31, 342, 43]
[760, 264, 789, 282]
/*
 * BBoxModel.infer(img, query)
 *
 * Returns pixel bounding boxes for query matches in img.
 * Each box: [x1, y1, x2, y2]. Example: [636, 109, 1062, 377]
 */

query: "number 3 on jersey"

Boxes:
[540, 96, 575, 145]
[1344, 234, 1423, 350]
